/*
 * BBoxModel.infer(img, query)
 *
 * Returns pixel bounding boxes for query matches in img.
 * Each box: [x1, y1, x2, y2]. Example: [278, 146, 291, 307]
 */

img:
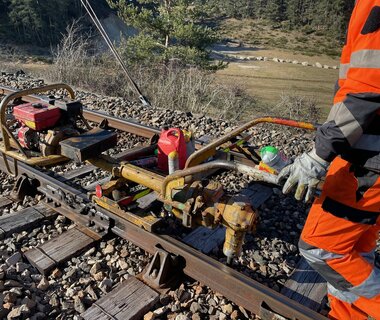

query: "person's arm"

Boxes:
[315, 93, 380, 162]
[316, 0, 380, 162]
[279, 0, 380, 202]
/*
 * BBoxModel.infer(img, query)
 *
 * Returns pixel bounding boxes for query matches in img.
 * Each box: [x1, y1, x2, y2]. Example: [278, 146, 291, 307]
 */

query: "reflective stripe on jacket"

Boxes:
[316, 0, 380, 172]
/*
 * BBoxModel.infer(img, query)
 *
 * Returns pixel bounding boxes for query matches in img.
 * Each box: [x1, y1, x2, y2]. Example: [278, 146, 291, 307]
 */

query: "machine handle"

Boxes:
[185, 117, 320, 169]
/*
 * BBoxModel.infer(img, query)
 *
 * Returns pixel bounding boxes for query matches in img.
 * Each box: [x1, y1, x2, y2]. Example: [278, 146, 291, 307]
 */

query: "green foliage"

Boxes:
[0, 0, 84, 46]
[0, 0, 356, 53]
[107, 0, 218, 67]
[203, 0, 355, 41]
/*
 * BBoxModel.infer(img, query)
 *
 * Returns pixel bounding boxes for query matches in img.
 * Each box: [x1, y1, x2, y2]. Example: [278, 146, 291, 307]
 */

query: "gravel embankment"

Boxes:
[0, 72, 327, 319]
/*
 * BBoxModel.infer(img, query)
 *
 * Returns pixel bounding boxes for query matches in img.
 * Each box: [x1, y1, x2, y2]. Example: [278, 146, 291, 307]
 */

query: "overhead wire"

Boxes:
[80, 0, 151, 107]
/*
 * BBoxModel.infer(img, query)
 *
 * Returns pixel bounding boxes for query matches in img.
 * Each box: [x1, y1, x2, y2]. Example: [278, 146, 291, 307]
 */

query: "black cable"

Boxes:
[80, 0, 151, 107]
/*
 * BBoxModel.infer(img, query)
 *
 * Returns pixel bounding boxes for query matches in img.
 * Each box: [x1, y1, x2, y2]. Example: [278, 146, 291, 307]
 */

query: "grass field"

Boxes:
[1, 17, 341, 121]
[213, 46, 340, 119]
[214, 18, 342, 120]
[0, 51, 339, 120]
[218, 18, 342, 57]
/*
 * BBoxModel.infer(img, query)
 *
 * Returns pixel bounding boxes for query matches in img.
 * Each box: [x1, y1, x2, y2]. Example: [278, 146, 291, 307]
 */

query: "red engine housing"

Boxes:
[13, 102, 61, 131]
[18, 126, 38, 149]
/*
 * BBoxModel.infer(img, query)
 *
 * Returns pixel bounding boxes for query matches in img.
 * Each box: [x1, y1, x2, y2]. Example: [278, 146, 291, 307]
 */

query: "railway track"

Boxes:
[0, 84, 327, 319]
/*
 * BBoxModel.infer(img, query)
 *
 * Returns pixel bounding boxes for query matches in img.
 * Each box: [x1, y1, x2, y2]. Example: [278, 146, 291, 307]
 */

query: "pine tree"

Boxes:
[265, 0, 286, 22]
[7, 0, 79, 45]
[108, 0, 218, 67]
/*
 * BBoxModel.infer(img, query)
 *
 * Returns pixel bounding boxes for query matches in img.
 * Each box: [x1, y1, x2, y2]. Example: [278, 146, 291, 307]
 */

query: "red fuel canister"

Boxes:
[157, 128, 187, 173]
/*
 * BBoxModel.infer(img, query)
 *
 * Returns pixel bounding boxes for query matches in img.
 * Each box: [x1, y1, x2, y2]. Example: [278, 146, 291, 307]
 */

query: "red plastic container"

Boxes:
[157, 128, 187, 172]
[13, 102, 61, 131]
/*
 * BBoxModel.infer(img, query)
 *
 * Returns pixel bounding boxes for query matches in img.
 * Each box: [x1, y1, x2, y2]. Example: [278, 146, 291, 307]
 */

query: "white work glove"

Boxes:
[277, 149, 329, 203]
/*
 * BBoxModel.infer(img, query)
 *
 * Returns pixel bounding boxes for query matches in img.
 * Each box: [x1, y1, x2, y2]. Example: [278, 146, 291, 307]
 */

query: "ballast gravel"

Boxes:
[2, 72, 376, 319]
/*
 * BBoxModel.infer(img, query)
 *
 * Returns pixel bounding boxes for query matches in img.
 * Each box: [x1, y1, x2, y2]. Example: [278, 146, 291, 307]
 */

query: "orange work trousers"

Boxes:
[299, 157, 380, 319]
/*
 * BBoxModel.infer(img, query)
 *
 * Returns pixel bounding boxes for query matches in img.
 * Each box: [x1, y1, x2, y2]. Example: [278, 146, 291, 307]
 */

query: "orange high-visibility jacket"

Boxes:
[316, 0, 380, 172]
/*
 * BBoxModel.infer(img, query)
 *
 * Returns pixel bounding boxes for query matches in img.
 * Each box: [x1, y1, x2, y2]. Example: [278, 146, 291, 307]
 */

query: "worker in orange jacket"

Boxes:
[278, 1, 380, 319]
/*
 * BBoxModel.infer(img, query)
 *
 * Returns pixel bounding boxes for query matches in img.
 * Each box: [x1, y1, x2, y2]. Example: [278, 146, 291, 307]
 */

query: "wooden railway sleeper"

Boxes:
[260, 301, 293, 320]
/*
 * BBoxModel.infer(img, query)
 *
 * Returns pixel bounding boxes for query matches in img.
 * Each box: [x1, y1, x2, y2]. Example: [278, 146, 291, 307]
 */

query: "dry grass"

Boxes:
[218, 18, 342, 57]
[132, 65, 260, 120]
[272, 93, 321, 122]
[211, 18, 341, 120]
[1, 19, 339, 123]
[41, 22, 260, 121]
[215, 55, 338, 119]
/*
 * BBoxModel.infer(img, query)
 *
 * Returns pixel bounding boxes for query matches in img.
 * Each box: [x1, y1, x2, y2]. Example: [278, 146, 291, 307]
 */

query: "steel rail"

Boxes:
[0, 85, 314, 168]
[0, 153, 326, 320]
[111, 220, 327, 320]
[0, 85, 326, 319]
[0, 85, 258, 166]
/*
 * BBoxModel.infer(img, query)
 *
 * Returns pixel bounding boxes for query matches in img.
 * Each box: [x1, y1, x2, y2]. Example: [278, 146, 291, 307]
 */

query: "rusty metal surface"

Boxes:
[110, 214, 327, 320]
[83, 109, 161, 139]
[0, 85, 317, 169]
[0, 85, 159, 139]
[60, 128, 117, 162]
[0, 151, 327, 319]
[0, 154, 107, 239]
[0, 85, 328, 319]
[0, 84, 75, 152]
[162, 160, 279, 196]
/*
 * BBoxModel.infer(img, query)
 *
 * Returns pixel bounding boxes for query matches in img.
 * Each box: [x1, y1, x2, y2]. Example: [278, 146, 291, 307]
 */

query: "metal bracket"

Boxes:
[182, 211, 193, 228]
[143, 245, 183, 290]
[38, 185, 109, 238]
[10, 174, 38, 201]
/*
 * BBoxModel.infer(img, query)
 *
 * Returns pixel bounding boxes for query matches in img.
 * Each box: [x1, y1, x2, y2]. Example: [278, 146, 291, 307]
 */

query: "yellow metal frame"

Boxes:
[92, 195, 161, 232]
[0, 84, 75, 166]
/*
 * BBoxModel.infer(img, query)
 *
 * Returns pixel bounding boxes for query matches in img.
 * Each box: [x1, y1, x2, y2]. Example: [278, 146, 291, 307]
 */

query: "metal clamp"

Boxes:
[143, 245, 183, 289]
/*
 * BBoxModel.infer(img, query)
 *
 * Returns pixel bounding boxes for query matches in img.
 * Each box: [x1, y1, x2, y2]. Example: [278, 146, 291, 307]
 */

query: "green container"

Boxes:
[260, 146, 288, 173]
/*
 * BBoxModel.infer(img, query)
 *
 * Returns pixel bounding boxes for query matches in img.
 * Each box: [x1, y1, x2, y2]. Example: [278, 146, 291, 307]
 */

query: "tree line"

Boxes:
[0, 0, 110, 46]
[202, 0, 355, 40]
[0, 0, 354, 51]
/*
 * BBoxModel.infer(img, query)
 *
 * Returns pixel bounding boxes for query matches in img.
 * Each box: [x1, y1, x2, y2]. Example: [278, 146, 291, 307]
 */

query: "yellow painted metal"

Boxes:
[117, 164, 164, 193]
[0, 143, 68, 166]
[223, 228, 245, 263]
[87, 157, 165, 193]
[0, 84, 75, 167]
[164, 178, 185, 200]
[89, 153, 261, 262]
[215, 196, 258, 261]
[88, 148, 258, 261]
[92, 196, 161, 232]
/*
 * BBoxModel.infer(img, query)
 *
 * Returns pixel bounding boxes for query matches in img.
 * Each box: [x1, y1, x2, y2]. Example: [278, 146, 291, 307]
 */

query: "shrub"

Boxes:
[46, 21, 258, 122]
[271, 93, 321, 122]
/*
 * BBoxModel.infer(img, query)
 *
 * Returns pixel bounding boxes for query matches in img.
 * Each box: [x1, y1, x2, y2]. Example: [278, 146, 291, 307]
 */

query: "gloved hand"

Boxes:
[277, 149, 329, 203]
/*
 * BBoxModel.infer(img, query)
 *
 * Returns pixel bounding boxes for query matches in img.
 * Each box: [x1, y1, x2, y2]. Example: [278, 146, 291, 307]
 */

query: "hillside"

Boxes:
[0, 0, 349, 121]
[213, 19, 341, 116]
